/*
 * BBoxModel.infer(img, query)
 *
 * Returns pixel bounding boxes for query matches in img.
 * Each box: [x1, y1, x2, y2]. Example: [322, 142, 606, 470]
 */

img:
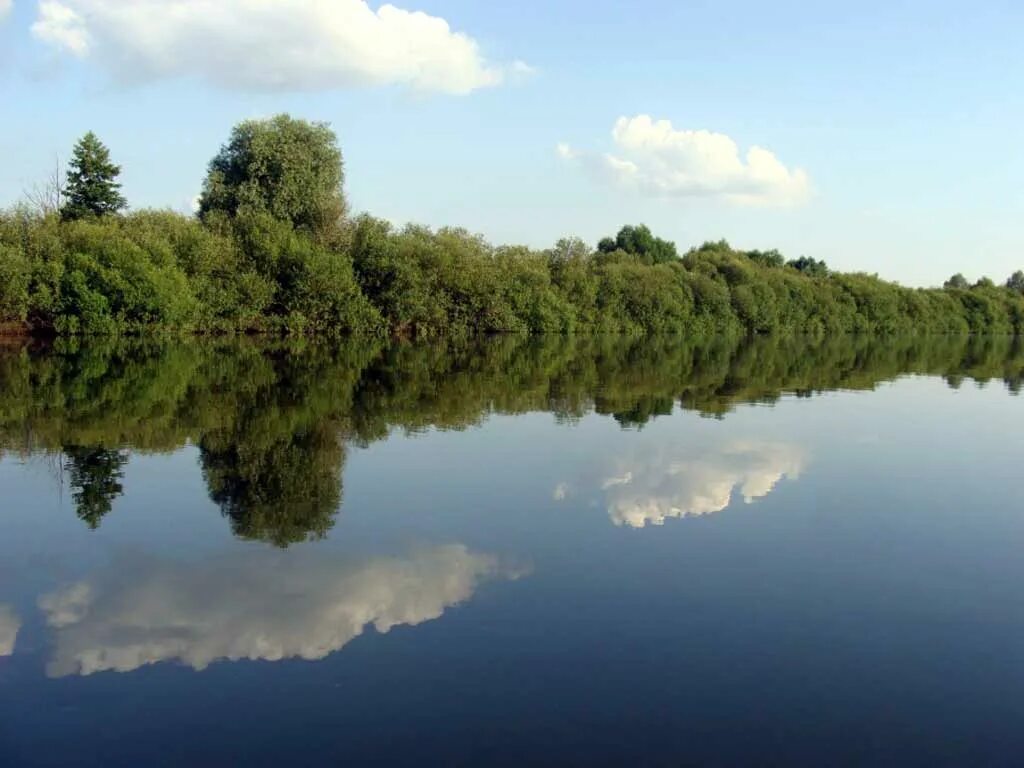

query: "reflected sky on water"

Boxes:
[0, 336, 1023, 766]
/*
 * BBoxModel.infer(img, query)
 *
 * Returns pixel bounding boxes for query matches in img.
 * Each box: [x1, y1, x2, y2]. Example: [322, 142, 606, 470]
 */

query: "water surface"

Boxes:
[1, 335, 1022, 766]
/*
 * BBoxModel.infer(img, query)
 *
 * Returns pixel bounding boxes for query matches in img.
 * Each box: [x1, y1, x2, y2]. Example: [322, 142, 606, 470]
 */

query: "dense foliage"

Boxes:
[1, 115, 1022, 337]
[597, 224, 679, 265]
[60, 132, 127, 221]
[0, 334, 1021, 543]
[198, 114, 347, 241]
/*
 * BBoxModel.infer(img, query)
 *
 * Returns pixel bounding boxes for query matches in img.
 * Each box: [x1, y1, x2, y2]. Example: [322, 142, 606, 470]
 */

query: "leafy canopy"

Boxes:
[61, 132, 127, 221]
[787, 255, 830, 277]
[199, 114, 346, 239]
[746, 249, 785, 269]
[1006, 270, 1024, 294]
[597, 224, 679, 265]
[945, 273, 969, 290]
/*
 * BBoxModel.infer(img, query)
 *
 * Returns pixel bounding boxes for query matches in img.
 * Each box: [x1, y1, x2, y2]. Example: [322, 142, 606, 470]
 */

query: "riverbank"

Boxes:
[3, 209, 1024, 340]
[4, 115, 1022, 339]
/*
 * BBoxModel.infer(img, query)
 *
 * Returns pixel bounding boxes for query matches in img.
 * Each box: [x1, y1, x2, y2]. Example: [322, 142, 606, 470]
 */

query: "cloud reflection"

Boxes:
[0, 605, 20, 656]
[560, 441, 805, 528]
[38, 545, 520, 677]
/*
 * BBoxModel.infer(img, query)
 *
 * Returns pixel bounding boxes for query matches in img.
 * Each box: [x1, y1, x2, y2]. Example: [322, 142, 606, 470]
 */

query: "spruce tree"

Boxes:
[61, 131, 127, 220]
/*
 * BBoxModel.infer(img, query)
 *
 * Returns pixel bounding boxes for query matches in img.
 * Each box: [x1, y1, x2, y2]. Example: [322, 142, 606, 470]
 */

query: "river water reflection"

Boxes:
[0, 334, 1022, 765]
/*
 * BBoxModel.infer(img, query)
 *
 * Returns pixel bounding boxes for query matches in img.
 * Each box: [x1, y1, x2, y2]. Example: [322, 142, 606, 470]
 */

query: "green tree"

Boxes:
[746, 249, 785, 268]
[787, 256, 829, 277]
[597, 225, 678, 264]
[61, 132, 127, 221]
[1006, 270, 1024, 294]
[944, 273, 969, 290]
[0, 244, 31, 324]
[198, 114, 346, 239]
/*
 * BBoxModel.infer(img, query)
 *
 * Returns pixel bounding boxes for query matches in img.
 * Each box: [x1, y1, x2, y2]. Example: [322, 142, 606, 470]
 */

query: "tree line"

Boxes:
[1, 333, 1021, 542]
[2, 114, 1023, 337]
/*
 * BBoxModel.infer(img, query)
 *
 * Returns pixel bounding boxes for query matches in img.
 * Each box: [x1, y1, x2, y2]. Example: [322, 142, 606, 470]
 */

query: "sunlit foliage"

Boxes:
[198, 114, 347, 241]
[61, 132, 127, 222]
[1, 115, 1023, 337]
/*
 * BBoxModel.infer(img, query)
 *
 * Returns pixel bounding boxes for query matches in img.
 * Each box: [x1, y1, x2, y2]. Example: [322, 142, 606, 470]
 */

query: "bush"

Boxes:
[1, 206, 1020, 338]
[0, 244, 31, 325]
[55, 219, 198, 332]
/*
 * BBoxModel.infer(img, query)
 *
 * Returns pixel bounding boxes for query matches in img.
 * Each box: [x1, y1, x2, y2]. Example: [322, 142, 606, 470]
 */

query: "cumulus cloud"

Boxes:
[33, 2, 89, 53]
[0, 605, 20, 656]
[557, 441, 805, 528]
[560, 115, 811, 206]
[31, 0, 524, 94]
[38, 544, 523, 677]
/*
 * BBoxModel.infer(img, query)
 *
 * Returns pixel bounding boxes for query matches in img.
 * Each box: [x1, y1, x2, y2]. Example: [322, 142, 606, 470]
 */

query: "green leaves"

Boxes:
[0, 244, 31, 324]
[2, 119, 1024, 339]
[61, 132, 127, 221]
[597, 224, 679, 265]
[198, 115, 346, 241]
[945, 273, 969, 290]
[1006, 270, 1024, 294]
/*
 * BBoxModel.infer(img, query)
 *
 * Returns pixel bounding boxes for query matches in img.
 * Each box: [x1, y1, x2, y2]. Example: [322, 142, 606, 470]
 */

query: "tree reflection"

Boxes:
[63, 445, 128, 529]
[200, 426, 344, 547]
[0, 333, 1021, 544]
[193, 349, 366, 547]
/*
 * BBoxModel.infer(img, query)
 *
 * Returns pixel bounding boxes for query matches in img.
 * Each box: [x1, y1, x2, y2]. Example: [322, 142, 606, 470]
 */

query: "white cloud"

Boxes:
[0, 1, 12, 22]
[560, 115, 811, 206]
[31, 0, 523, 94]
[38, 544, 523, 677]
[0, 605, 20, 656]
[558, 441, 805, 528]
[32, 1, 88, 54]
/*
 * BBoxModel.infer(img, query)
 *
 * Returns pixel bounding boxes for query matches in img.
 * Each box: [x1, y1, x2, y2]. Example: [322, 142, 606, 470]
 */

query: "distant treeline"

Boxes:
[1, 334, 1021, 543]
[2, 115, 1023, 337]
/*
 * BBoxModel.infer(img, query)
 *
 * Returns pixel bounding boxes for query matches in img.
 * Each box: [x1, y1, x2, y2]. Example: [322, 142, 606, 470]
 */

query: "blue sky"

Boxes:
[1, 0, 1022, 286]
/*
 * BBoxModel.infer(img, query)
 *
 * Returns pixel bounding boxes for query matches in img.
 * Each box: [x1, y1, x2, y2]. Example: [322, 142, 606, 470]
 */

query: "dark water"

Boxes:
[0, 335, 1023, 766]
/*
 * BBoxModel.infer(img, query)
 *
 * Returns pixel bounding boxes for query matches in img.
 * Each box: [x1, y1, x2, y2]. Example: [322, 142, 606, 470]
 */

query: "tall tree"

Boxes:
[61, 132, 127, 221]
[198, 114, 347, 239]
[1006, 270, 1024, 294]
[596, 224, 678, 264]
[944, 273, 969, 290]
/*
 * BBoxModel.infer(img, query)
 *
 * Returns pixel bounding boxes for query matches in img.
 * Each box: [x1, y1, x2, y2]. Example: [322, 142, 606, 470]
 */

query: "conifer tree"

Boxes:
[61, 131, 127, 220]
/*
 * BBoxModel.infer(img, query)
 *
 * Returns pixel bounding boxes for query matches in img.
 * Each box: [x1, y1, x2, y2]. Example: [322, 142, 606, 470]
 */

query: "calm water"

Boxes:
[0, 335, 1023, 766]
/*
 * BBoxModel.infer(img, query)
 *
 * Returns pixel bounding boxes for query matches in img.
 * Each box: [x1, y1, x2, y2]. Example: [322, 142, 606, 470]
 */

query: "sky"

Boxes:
[1, 0, 1022, 286]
